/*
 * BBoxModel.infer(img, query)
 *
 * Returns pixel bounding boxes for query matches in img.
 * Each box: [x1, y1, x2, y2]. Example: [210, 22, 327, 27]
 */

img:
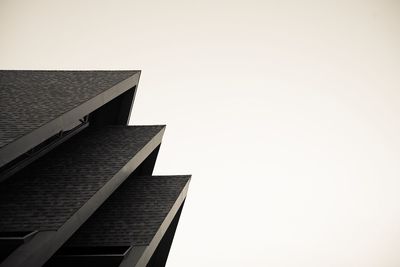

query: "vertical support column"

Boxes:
[131, 145, 161, 176]
[146, 201, 185, 267]
[89, 87, 137, 126]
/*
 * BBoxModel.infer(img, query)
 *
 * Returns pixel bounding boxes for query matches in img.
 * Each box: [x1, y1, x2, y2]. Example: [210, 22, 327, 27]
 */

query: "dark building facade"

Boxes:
[0, 70, 190, 267]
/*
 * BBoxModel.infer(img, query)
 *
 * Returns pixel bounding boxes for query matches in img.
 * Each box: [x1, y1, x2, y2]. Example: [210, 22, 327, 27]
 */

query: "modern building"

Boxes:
[0, 70, 190, 267]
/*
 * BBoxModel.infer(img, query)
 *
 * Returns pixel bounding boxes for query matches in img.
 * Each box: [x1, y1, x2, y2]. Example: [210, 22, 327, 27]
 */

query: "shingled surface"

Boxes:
[0, 125, 164, 232]
[0, 70, 138, 149]
[64, 176, 190, 247]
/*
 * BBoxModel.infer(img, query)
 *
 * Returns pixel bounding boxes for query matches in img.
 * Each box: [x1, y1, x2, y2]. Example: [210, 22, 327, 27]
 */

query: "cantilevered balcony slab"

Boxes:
[0, 125, 165, 267]
[0, 70, 140, 170]
[46, 175, 191, 267]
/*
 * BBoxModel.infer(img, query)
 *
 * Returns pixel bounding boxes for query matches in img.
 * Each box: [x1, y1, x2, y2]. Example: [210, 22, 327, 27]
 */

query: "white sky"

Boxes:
[1, 1, 400, 266]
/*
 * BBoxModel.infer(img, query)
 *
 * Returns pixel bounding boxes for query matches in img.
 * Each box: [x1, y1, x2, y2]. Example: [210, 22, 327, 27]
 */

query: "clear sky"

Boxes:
[1, 1, 400, 266]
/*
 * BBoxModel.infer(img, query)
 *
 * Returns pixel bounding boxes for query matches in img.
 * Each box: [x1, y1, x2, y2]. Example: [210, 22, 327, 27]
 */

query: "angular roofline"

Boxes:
[45, 175, 191, 267]
[121, 177, 190, 267]
[0, 125, 164, 267]
[0, 70, 140, 171]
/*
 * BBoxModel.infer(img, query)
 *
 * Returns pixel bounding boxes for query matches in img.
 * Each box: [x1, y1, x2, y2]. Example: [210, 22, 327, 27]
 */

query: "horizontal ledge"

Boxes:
[56, 246, 131, 256]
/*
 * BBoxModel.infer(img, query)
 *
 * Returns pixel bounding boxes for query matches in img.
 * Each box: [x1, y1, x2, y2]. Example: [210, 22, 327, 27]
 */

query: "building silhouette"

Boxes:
[0, 70, 190, 267]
